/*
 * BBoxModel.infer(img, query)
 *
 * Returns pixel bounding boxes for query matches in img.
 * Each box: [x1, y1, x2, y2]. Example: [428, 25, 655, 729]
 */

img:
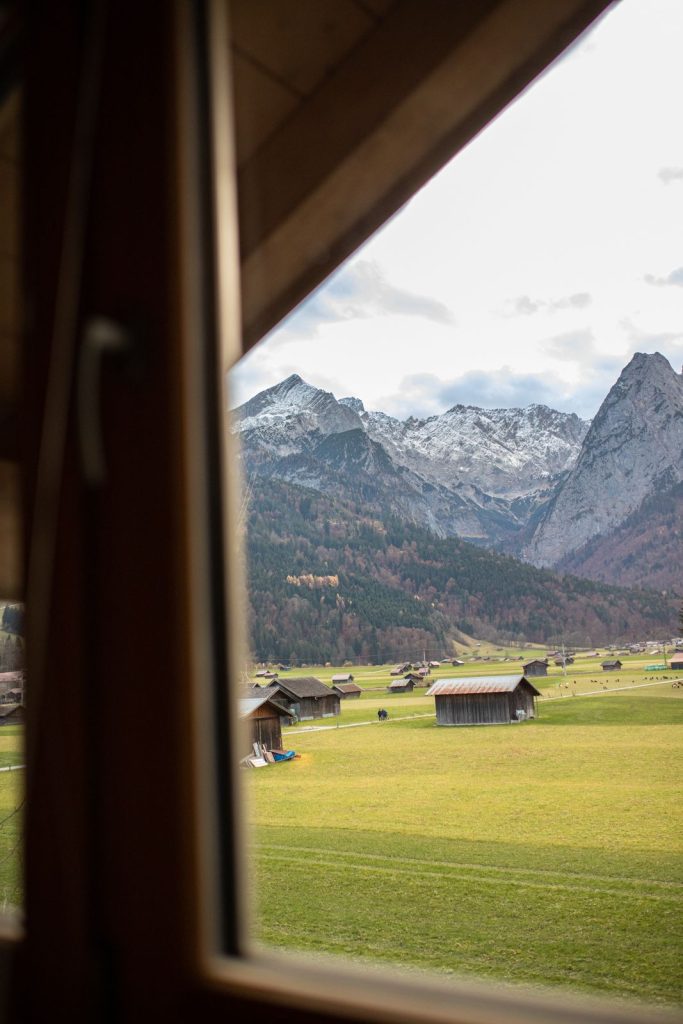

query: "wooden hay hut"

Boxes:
[239, 695, 291, 753]
[426, 675, 540, 726]
[390, 663, 410, 676]
[601, 659, 622, 672]
[331, 673, 354, 684]
[266, 677, 340, 721]
[669, 653, 683, 671]
[387, 677, 414, 693]
[522, 658, 548, 678]
[331, 681, 362, 699]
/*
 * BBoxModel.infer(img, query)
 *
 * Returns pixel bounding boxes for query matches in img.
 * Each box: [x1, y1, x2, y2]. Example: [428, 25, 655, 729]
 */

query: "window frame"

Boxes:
[18, 1, 678, 1022]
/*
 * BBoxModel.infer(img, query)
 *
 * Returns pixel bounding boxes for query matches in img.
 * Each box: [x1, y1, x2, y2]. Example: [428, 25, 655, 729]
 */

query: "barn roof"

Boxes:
[267, 676, 333, 699]
[670, 653, 683, 664]
[331, 673, 354, 682]
[426, 675, 541, 697]
[239, 696, 291, 719]
[387, 678, 413, 689]
[332, 682, 362, 693]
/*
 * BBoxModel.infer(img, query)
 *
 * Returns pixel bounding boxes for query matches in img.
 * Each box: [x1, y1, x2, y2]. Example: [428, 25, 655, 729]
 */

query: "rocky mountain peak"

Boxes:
[340, 396, 365, 413]
[525, 352, 683, 566]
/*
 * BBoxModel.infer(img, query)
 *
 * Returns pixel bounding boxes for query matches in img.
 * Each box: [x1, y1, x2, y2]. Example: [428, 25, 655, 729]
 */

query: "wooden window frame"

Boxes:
[15, 2, 676, 1023]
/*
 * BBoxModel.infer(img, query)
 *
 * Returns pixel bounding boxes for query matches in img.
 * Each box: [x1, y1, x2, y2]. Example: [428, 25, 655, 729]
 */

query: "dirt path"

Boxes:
[287, 712, 434, 734]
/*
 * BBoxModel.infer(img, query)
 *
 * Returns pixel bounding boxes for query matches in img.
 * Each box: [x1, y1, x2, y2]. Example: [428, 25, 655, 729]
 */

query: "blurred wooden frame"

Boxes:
[13, 1, 678, 1023]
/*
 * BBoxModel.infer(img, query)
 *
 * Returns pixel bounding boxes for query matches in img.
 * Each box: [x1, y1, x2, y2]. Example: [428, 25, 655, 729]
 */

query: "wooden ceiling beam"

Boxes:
[237, 0, 612, 353]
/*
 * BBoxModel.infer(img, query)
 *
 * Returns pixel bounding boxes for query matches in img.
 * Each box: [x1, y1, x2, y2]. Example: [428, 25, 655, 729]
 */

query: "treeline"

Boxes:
[245, 480, 677, 663]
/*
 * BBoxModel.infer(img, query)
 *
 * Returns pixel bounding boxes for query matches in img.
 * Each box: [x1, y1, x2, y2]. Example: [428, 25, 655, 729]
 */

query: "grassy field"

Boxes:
[268, 652, 680, 693]
[248, 683, 683, 1008]
[0, 726, 24, 909]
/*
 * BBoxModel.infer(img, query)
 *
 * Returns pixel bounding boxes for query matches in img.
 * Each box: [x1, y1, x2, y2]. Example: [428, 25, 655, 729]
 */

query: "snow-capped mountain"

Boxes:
[232, 373, 589, 545]
[231, 352, 682, 590]
[361, 402, 587, 499]
[524, 352, 683, 567]
[235, 374, 363, 457]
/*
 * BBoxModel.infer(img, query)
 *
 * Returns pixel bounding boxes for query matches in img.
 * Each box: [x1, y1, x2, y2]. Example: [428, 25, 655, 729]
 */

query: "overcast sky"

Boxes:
[230, 0, 683, 420]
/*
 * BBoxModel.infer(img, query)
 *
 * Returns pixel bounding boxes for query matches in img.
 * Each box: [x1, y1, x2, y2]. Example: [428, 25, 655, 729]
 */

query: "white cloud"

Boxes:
[231, 0, 683, 420]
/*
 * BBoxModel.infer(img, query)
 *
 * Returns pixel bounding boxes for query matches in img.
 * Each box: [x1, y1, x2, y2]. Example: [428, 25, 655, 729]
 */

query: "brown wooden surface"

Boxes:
[18, 2, 660, 1023]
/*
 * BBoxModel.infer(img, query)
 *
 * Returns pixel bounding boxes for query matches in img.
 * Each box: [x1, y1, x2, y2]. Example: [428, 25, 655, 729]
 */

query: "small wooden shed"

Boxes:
[239, 695, 291, 753]
[331, 673, 354, 684]
[427, 675, 540, 726]
[601, 659, 622, 672]
[266, 677, 340, 721]
[331, 681, 362, 699]
[522, 658, 548, 678]
[670, 653, 683, 671]
[387, 678, 414, 693]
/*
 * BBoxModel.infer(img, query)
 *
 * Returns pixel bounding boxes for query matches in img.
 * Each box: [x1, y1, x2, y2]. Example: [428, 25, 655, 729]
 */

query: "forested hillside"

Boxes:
[245, 480, 677, 664]
[556, 483, 683, 592]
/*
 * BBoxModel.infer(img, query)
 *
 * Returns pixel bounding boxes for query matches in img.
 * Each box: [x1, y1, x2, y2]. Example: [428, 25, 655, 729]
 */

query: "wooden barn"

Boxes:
[523, 658, 548, 678]
[331, 673, 355, 684]
[239, 695, 291, 754]
[266, 677, 340, 721]
[426, 675, 540, 726]
[387, 678, 414, 694]
[602, 659, 622, 672]
[669, 653, 683, 671]
[331, 682, 362, 699]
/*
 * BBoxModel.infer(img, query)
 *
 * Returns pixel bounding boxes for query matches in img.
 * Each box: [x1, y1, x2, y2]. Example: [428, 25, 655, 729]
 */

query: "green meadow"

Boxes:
[248, 682, 683, 1008]
[0, 726, 24, 909]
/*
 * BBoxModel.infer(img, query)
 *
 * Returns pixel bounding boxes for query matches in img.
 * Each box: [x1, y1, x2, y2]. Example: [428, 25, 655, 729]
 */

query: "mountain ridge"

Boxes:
[232, 352, 683, 592]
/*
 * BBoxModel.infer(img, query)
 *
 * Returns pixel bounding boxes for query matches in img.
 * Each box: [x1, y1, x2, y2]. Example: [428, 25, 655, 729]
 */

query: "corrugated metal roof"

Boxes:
[239, 696, 291, 717]
[426, 675, 541, 696]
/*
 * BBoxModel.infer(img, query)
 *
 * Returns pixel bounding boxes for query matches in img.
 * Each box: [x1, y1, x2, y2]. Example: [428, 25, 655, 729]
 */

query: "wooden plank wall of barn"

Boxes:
[435, 693, 512, 725]
[249, 714, 282, 751]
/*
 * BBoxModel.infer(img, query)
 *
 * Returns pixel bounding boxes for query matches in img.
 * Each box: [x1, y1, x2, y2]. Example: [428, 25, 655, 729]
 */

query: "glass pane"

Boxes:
[227, 0, 682, 1012]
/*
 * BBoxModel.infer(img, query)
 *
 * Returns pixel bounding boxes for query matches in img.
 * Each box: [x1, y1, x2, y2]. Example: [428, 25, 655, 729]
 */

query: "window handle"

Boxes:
[78, 316, 133, 487]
